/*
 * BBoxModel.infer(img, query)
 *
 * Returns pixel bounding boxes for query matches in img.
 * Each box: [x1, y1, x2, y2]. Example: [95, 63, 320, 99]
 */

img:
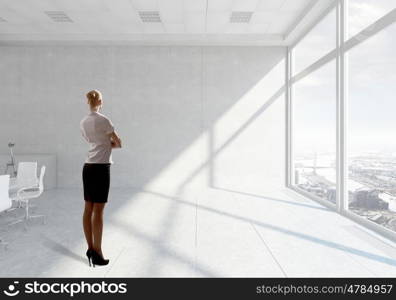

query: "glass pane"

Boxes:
[348, 23, 396, 232]
[292, 61, 336, 203]
[293, 9, 336, 75]
[348, 0, 396, 38]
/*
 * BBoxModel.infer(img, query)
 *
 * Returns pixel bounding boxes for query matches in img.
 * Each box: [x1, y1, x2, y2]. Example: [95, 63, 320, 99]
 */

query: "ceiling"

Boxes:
[0, 0, 335, 45]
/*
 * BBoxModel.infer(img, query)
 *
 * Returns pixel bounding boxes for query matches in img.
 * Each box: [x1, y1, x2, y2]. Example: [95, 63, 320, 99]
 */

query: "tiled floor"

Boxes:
[1, 187, 396, 277]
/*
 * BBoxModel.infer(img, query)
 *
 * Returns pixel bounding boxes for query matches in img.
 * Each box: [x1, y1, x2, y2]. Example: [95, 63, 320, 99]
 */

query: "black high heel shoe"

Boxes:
[86, 249, 94, 267]
[90, 250, 109, 267]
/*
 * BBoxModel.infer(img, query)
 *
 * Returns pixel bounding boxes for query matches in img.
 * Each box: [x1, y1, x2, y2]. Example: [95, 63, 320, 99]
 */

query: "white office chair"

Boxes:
[8, 166, 46, 228]
[9, 162, 38, 208]
[0, 175, 12, 248]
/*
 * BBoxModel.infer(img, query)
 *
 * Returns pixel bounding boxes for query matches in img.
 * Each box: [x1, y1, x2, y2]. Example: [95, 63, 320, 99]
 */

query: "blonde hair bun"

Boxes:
[86, 90, 102, 107]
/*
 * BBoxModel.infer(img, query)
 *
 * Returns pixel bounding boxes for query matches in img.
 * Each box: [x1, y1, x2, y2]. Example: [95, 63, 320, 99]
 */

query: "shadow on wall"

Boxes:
[110, 47, 286, 193]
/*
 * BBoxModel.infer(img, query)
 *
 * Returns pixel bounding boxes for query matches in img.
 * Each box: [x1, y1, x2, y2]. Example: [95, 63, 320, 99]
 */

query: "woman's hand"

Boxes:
[109, 131, 122, 149]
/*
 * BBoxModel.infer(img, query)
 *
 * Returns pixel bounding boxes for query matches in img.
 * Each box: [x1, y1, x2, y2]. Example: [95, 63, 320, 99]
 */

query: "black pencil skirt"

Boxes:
[82, 163, 111, 203]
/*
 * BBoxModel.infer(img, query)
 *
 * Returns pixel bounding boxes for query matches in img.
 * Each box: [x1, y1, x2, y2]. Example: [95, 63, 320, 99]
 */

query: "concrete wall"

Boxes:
[0, 45, 286, 194]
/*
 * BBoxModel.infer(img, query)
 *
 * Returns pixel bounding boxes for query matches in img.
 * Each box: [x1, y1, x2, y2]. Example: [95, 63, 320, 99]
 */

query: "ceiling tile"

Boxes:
[159, 0, 183, 23]
[232, 0, 259, 11]
[131, 0, 158, 11]
[184, 12, 205, 33]
[142, 22, 164, 33]
[99, 19, 142, 34]
[281, 0, 312, 12]
[52, 0, 108, 11]
[164, 23, 185, 33]
[65, 11, 108, 30]
[183, 0, 207, 12]
[0, 8, 26, 23]
[0, 0, 45, 23]
[248, 22, 270, 33]
[227, 23, 249, 33]
[206, 11, 229, 33]
[207, 0, 233, 12]
[266, 12, 296, 33]
[251, 11, 278, 23]
[105, 0, 141, 23]
[256, 0, 286, 11]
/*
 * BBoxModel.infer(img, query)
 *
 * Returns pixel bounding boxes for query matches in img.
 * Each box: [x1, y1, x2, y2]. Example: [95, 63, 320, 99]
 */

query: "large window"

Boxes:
[293, 62, 336, 202]
[348, 0, 396, 38]
[288, 0, 396, 239]
[293, 9, 336, 75]
[291, 7, 337, 203]
[347, 23, 396, 232]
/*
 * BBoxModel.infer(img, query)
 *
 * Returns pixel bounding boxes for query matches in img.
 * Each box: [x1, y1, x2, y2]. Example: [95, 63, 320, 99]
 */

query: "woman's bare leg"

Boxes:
[92, 202, 106, 257]
[83, 201, 94, 250]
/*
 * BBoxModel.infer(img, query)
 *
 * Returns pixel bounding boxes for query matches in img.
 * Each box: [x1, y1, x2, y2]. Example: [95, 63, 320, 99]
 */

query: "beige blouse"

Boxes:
[80, 111, 114, 164]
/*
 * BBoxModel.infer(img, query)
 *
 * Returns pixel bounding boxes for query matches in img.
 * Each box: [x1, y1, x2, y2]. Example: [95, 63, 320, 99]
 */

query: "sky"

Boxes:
[292, 0, 396, 156]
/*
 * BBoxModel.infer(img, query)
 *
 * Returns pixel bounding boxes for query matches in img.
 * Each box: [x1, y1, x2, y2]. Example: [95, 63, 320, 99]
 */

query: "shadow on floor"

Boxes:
[212, 187, 330, 212]
[41, 235, 87, 264]
[143, 190, 396, 268]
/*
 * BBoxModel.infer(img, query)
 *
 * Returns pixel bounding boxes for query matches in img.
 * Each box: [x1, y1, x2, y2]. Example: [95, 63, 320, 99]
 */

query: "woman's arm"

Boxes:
[109, 131, 122, 148]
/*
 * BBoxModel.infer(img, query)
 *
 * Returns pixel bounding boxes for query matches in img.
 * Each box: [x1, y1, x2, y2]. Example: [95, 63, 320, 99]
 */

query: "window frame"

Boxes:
[286, 0, 396, 242]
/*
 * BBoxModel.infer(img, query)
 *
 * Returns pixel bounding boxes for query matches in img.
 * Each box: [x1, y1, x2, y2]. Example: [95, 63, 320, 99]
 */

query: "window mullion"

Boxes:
[336, 0, 348, 213]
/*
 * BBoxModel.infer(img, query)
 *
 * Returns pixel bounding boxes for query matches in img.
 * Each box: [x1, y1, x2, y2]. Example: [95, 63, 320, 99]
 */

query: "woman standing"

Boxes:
[80, 90, 122, 267]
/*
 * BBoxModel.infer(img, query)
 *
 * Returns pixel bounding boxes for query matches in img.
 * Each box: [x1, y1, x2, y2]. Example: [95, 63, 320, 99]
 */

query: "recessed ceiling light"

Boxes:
[0, 17, 7, 22]
[44, 11, 73, 23]
[230, 11, 253, 23]
[139, 11, 161, 23]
